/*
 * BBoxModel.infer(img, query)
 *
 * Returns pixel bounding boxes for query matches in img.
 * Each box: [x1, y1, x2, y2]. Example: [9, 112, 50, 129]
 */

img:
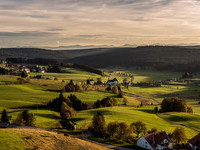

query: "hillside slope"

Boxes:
[0, 128, 110, 150]
[0, 48, 70, 60]
[67, 46, 200, 68]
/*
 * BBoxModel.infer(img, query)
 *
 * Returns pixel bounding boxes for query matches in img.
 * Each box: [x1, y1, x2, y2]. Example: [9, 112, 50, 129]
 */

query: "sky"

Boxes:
[0, 0, 200, 48]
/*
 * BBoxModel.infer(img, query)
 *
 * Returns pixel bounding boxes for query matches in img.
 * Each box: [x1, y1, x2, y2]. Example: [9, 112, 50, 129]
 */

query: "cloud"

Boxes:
[0, 31, 58, 37]
[0, 0, 200, 47]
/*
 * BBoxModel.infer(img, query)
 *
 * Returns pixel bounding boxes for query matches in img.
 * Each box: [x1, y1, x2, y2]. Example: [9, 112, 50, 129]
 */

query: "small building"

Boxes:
[107, 78, 118, 85]
[137, 131, 173, 150]
[188, 133, 200, 150]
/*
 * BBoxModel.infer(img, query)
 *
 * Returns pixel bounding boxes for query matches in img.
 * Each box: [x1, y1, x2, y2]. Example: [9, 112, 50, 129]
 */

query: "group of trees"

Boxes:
[65, 80, 83, 92]
[0, 109, 35, 126]
[89, 111, 147, 142]
[6, 57, 58, 65]
[182, 72, 193, 79]
[0, 67, 9, 75]
[136, 82, 162, 87]
[48, 93, 87, 112]
[106, 85, 124, 98]
[15, 110, 35, 126]
[161, 97, 193, 113]
[94, 97, 117, 108]
[47, 65, 61, 73]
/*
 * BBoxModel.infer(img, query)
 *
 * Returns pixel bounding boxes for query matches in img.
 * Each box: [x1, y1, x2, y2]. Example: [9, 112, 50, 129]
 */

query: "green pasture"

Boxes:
[159, 112, 200, 131]
[0, 129, 24, 150]
[71, 106, 197, 139]
[105, 68, 181, 83]
[30, 68, 100, 83]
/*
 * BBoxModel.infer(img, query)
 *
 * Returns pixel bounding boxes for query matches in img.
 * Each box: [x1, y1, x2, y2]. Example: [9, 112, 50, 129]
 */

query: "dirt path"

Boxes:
[155, 113, 200, 133]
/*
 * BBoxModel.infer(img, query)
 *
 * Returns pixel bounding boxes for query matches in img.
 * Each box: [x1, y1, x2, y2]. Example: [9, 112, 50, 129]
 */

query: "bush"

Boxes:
[94, 97, 117, 108]
[161, 97, 193, 113]
[15, 110, 35, 126]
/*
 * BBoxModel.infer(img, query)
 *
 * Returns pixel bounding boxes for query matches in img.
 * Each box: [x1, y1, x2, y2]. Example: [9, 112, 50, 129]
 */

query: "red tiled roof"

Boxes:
[188, 133, 200, 146]
[143, 131, 172, 148]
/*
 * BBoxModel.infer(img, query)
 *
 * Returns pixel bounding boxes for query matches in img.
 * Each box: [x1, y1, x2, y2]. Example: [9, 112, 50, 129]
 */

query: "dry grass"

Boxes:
[0, 128, 110, 150]
[124, 96, 156, 106]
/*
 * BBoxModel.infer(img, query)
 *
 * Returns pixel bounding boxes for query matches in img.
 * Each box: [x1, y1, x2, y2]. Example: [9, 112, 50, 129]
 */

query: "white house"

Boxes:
[188, 133, 200, 150]
[137, 131, 173, 150]
[107, 78, 118, 85]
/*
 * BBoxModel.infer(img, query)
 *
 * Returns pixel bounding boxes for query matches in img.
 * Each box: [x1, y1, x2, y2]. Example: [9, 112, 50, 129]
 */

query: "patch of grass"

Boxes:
[0, 128, 110, 150]
[71, 106, 197, 139]
[159, 112, 200, 131]
[0, 129, 24, 150]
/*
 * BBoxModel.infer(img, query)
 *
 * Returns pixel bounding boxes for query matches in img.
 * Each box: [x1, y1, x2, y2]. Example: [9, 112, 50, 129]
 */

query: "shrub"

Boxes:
[94, 97, 117, 108]
[161, 97, 193, 113]
[15, 110, 35, 126]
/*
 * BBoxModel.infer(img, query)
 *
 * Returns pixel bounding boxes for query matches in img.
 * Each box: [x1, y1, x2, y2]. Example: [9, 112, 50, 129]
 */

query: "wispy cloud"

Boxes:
[0, 0, 200, 47]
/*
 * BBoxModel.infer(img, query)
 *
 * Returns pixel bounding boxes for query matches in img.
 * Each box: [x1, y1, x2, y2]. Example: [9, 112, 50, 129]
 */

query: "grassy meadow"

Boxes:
[1, 67, 200, 148]
[71, 106, 197, 139]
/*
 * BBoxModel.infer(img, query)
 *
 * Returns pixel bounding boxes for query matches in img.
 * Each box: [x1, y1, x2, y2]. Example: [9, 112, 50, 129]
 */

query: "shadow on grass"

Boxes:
[70, 117, 86, 122]
[135, 108, 155, 114]
[88, 109, 113, 115]
[35, 113, 60, 119]
[167, 115, 193, 122]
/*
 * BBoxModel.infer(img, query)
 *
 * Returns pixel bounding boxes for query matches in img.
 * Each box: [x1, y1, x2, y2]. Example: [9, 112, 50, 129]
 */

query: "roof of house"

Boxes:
[107, 78, 118, 83]
[188, 133, 200, 146]
[143, 131, 172, 148]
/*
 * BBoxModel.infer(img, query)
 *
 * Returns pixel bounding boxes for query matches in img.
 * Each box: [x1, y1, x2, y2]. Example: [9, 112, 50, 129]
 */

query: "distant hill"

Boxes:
[2, 46, 200, 72]
[0, 48, 112, 60]
[67, 46, 200, 69]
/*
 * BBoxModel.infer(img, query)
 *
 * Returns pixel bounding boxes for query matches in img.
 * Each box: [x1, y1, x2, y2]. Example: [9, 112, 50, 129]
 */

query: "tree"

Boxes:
[148, 128, 158, 134]
[90, 111, 106, 138]
[112, 86, 119, 95]
[172, 127, 187, 144]
[161, 97, 193, 113]
[15, 110, 35, 126]
[116, 122, 131, 140]
[123, 97, 128, 105]
[130, 121, 146, 137]
[1, 109, 9, 123]
[107, 121, 120, 137]
[21, 71, 28, 78]
[60, 102, 75, 120]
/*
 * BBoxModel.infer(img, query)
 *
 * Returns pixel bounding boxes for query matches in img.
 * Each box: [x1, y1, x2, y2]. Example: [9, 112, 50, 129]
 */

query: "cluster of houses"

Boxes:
[137, 131, 200, 150]
[106, 78, 133, 85]
[5, 64, 46, 74]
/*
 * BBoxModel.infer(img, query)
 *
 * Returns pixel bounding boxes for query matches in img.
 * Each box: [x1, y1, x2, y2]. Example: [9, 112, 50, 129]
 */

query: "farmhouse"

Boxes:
[107, 78, 118, 85]
[137, 131, 173, 150]
[188, 133, 200, 150]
